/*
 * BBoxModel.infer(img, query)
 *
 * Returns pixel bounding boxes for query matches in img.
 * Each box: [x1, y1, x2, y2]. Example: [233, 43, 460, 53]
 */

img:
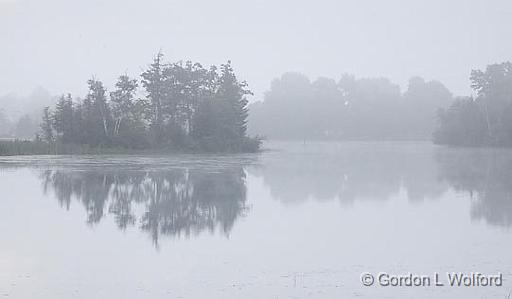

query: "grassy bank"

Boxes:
[0, 138, 262, 156]
[0, 140, 52, 156]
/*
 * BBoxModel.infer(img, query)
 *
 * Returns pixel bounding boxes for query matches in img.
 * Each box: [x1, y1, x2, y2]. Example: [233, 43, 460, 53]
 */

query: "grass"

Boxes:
[0, 138, 263, 156]
[0, 140, 144, 156]
[0, 140, 52, 156]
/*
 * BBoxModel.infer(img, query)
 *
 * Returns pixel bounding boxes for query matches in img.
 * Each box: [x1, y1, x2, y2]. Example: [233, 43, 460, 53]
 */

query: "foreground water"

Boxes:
[1, 141, 511, 298]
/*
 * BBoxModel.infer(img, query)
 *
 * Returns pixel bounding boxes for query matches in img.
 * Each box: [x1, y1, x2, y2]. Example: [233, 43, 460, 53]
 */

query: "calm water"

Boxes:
[1, 141, 512, 298]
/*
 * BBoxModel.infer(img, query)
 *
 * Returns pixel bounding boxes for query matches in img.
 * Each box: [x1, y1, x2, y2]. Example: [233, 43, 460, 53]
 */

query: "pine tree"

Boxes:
[191, 61, 255, 151]
[141, 52, 167, 143]
[217, 61, 252, 144]
[53, 94, 74, 143]
[41, 107, 54, 144]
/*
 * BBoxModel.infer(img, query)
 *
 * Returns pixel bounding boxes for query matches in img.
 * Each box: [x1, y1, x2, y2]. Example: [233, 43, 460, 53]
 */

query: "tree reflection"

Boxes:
[41, 167, 248, 246]
[21, 142, 512, 235]
[249, 142, 512, 227]
[250, 142, 447, 205]
[436, 148, 512, 227]
[252, 142, 512, 228]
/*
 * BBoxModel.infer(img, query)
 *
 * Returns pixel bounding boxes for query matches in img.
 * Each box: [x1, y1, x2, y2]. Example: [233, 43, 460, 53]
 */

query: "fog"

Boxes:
[248, 73, 454, 140]
[2, 142, 512, 298]
[2, 1, 512, 298]
[1, 0, 512, 100]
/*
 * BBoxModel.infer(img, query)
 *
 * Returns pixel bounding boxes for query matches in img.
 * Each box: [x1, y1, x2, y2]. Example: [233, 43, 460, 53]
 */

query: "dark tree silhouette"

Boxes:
[37, 53, 261, 153]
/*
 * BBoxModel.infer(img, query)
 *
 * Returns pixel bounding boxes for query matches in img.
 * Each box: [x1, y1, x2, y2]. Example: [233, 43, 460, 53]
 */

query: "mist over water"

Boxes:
[1, 141, 512, 298]
[2, 1, 512, 298]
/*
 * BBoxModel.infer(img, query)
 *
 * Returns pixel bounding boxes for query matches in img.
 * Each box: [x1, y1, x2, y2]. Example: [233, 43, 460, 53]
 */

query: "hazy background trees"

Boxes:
[248, 73, 453, 140]
[0, 87, 55, 139]
[0, 109, 10, 137]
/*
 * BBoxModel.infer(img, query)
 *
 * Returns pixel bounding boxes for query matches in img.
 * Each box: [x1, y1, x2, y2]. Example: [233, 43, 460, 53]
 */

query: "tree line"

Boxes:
[39, 53, 261, 153]
[5, 59, 512, 153]
[434, 62, 512, 146]
[248, 61, 512, 147]
[248, 73, 453, 140]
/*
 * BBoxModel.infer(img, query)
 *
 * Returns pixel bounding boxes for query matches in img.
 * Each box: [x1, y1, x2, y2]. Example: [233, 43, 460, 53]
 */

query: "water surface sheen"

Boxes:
[1, 141, 511, 298]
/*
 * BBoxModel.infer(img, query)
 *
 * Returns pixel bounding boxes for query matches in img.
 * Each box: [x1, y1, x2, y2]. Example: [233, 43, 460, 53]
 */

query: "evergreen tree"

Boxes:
[141, 52, 167, 143]
[53, 94, 74, 143]
[41, 107, 54, 144]
[217, 61, 252, 143]
[192, 61, 256, 151]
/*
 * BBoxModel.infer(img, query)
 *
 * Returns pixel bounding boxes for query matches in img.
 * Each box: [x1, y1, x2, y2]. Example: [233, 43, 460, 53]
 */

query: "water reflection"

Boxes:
[250, 143, 447, 204]
[40, 167, 248, 246]
[436, 148, 512, 227]
[5, 142, 512, 245]
[251, 142, 512, 228]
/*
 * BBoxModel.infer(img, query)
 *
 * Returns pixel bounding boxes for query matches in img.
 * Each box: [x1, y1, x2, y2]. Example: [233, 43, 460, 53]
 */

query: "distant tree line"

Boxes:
[434, 62, 512, 146]
[0, 109, 41, 139]
[248, 73, 453, 140]
[0, 109, 10, 137]
[0, 88, 54, 139]
[39, 53, 261, 153]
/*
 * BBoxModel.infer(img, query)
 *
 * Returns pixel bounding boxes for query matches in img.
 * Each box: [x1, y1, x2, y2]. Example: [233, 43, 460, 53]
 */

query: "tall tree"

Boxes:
[110, 75, 138, 136]
[84, 78, 111, 146]
[53, 94, 74, 143]
[217, 61, 252, 139]
[435, 61, 512, 146]
[470, 62, 512, 142]
[141, 52, 167, 143]
[41, 106, 54, 144]
[192, 61, 253, 151]
[71, 100, 85, 144]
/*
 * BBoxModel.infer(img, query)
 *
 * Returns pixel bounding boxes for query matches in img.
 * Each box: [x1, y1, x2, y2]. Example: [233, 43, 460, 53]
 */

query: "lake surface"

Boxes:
[1, 141, 512, 298]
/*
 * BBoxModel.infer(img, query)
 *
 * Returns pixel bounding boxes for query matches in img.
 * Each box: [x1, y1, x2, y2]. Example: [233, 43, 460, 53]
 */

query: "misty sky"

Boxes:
[1, 0, 511, 100]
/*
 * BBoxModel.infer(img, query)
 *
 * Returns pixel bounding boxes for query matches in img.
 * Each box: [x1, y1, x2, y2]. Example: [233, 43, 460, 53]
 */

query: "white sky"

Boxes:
[1, 0, 512, 100]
